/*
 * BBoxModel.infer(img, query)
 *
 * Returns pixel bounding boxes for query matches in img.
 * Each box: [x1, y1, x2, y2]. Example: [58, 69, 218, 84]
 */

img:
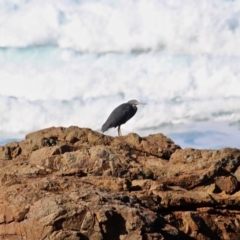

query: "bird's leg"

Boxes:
[118, 126, 122, 136]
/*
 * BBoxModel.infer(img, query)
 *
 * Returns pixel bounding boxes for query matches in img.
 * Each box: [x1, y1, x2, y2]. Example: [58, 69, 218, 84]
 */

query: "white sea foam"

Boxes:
[1, 51, 240, 100]
[1, 50, 240, 135]
[0, 0, 240, 55]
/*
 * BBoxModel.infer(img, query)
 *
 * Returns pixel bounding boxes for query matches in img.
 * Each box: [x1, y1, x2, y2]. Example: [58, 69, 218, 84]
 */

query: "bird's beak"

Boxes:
[137, 101, 146, 105]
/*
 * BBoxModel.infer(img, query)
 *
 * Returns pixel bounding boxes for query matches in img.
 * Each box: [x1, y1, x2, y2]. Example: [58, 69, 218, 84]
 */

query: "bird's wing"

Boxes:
[101, 104, 135, 131]
[112, 104, 133, 123]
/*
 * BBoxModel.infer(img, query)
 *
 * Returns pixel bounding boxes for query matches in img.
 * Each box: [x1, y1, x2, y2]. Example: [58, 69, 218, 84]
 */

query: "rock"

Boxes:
[0, 146, 11, 160]
[234, 166, 240, 182]
[215, 175, 239, 194]
[0, 126, 240, 239]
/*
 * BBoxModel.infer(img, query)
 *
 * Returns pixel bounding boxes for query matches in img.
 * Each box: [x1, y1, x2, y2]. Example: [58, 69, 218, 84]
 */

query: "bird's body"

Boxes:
[101, 100, 145, 136]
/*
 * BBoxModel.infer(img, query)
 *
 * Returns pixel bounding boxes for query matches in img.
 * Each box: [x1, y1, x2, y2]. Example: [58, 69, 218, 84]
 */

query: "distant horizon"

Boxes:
[1, 120, 239, 150]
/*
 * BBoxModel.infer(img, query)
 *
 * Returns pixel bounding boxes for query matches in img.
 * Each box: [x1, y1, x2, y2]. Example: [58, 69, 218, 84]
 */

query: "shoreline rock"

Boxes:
[0, 126, 240, 239]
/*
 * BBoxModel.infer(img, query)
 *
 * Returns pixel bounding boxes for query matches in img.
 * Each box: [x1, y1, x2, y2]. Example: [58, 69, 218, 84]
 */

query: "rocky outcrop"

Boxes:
[0, 126, 240, 239]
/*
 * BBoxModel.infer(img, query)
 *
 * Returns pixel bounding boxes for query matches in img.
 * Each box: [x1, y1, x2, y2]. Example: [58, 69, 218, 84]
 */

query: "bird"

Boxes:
[101, 99, 145, 136]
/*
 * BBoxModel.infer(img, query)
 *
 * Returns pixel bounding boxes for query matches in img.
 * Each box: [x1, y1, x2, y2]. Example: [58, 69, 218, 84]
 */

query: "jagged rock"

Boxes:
[0, 126, 240, 239]
[215, 175, 238, 194]
[0, 146, 12, 160]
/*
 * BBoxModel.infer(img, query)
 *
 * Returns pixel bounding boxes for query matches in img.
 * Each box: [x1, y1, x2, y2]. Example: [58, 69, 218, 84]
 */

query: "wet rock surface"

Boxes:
[0, 126, 240, 239]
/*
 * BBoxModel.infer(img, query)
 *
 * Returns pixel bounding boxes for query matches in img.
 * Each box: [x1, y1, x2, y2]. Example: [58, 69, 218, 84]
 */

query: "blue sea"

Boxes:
[0, 0, 240, 149]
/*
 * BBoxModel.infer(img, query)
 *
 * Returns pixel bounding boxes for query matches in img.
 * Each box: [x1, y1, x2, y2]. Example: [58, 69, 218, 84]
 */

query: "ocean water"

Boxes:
[0, 0, 240, 149]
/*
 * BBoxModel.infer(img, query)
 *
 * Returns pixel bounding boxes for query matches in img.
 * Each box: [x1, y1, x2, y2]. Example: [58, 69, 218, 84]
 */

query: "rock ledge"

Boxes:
[0, 126, 240, 240]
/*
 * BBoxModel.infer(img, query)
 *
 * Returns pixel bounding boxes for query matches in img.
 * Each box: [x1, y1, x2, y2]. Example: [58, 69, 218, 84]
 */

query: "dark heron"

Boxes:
[101, 99, 146, 136]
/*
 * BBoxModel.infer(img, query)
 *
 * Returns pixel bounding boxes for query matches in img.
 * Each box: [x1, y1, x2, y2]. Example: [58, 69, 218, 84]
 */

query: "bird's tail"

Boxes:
[101, 123, 108, 132]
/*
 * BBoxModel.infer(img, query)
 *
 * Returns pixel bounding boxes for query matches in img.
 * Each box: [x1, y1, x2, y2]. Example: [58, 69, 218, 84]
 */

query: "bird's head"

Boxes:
[127, 100, 146, 106]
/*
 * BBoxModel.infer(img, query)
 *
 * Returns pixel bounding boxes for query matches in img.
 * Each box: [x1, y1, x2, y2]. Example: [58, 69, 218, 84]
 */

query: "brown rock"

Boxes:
[0, 146, 11, 160]
[215, 175, 239, 194]
[0, 126, 240, 239]
[234, 166, 240, 182]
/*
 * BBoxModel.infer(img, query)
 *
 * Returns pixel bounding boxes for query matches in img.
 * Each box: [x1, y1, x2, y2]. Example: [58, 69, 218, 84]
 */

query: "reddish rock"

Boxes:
[215, 175, 239, 194]
[234, 166, 240, 182]
[0, 146, 11, 160]
[0, 126, 240, 239]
